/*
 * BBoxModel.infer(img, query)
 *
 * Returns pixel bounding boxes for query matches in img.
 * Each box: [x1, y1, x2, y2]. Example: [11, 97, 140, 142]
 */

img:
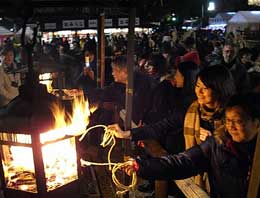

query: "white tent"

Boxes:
[15, 27, 34, 41]
[208, 12, 236, 30]
[0, 26, 13, 46]
[227, 11, 260, 33]
[0, 26, 13, 36]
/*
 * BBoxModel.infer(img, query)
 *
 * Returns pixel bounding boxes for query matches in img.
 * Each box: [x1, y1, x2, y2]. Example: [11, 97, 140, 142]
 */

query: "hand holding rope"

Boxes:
[79, 125, 137, 195]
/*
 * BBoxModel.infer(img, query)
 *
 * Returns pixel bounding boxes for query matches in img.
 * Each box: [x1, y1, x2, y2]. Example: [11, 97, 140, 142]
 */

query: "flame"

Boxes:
[40, 94, 91, 143]
[3, 93, 94, 192]
[9, 146, 35, 171]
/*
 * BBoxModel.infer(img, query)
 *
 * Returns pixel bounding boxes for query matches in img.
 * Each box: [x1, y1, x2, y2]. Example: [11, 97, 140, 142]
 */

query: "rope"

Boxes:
[79, 125, 137, 195]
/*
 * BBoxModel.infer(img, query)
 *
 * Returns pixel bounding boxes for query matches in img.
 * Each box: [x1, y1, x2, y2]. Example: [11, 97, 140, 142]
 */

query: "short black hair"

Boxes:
[197, 65, 236, 105]
[178, 61, 199, 94]
[147, 53, 166, 75]
[225, 92, 260, 120]
[184, 37, 195, 48]
[238, 47, 252, 59]
[112, 55, 127, 68]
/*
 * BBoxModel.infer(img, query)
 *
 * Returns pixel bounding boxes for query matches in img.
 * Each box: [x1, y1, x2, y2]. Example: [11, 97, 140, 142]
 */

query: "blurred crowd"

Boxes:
[1, 28, 260, 197]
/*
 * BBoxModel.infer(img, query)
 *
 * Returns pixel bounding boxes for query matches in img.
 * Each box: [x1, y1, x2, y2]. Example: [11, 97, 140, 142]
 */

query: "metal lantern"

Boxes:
[0, 83, 81, 198]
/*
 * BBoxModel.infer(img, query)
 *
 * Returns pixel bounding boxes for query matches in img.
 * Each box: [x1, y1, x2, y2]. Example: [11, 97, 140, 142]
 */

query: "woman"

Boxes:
[0, 45, 21, 107]
[184, 65, 236, 190]
[120, 92, 260, 198]
[108, 61, 199, 154]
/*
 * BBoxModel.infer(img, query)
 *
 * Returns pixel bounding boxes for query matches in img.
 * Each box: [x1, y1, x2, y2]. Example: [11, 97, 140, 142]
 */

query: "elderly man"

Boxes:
[210, 42, 251, 93]
[0, 45, 21, 107]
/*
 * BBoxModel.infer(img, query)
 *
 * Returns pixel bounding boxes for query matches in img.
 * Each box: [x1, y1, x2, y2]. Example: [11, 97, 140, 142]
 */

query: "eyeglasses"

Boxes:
[224, 118, 246, 127]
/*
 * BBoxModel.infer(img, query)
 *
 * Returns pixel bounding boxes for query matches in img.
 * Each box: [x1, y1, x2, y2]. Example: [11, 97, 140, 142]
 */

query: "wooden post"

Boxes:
[97, 12, 105, 88]
[247, 130, 260, 198]
[123, 7, 136, 198]
[124, 7, 135, 131]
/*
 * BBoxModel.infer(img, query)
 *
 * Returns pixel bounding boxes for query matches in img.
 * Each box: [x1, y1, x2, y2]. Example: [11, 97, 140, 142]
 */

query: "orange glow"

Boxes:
[3, 94, 92, 192]
[40, 94, 91, 143]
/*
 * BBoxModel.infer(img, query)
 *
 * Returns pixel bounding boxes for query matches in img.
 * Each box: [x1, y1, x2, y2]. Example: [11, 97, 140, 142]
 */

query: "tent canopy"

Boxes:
[0, 26, 13, 36]
[229, 11, 260, 24]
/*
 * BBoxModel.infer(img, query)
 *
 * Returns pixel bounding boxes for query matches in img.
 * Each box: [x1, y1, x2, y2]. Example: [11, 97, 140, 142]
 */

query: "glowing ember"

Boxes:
[2, 94, 92, 193]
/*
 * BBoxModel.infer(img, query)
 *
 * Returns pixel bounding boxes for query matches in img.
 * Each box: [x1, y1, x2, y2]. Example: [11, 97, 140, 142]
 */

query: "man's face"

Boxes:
[223, 45, 235, 63]
[112, 65, 127, 84]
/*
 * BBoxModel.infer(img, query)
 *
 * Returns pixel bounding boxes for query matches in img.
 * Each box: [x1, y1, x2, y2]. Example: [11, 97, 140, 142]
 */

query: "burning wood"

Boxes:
[0, 93, 93, 193]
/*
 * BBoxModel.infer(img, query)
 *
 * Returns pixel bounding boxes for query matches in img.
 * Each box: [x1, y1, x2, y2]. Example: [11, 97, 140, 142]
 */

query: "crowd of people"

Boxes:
[0, 28, 260, 197]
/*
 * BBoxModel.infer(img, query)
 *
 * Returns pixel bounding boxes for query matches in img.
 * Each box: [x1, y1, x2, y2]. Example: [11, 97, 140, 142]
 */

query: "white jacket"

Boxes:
[0, 65, 21, 107]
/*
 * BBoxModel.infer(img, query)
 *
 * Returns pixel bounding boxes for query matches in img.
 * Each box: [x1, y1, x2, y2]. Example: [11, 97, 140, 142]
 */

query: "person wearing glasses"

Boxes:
[109, 65, 236, 193]
[183, 65, 236, 191]
[116, 92, 260, 198]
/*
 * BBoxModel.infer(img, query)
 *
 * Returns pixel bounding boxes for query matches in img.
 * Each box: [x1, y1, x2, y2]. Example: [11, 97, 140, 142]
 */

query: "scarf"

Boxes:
[184, 101, 224, 149]
[184, 100, 224, 192]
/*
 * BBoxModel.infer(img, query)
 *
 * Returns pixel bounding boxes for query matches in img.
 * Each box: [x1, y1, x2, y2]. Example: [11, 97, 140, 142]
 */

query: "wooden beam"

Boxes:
[124, 7, 135, 131]
[247, 130, 260, 198]
[97, 12, 105, 88]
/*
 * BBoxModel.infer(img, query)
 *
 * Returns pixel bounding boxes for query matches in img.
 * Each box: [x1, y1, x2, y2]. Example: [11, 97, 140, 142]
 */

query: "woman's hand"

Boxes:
[120, 159, 138, 176]
[199, 127, 212, 141]
[107, 124, 132, 139]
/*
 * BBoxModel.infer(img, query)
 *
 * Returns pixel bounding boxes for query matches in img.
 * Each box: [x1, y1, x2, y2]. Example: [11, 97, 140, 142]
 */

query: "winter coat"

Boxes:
[0, 65, 21, 107]
[183, 100, 224, 191]
[209, 58, 251, 93]
[131, 82, 195, 154]
[85, 71, 156, 124]
[136, 128, 257, 198]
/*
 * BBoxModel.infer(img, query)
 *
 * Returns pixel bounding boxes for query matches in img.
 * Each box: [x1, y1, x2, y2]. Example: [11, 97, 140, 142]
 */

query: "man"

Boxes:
[210, 42, 251, 93]
[0, 45, 21, 107]
[82, 55, 156, 124]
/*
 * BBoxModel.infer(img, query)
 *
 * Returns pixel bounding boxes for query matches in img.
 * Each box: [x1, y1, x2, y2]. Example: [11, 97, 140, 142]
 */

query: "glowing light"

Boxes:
[248, 0, 260, 6]
[39, 73, 53, 93]
[208, 2, 215, 11]
[3, 93, 92, 192]
[40, 94, 91, 143]
[251, 11, 260, 15]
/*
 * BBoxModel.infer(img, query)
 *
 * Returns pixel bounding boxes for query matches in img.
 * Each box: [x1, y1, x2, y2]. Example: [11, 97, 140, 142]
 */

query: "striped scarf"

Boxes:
[183, 100, 224, 193]
[184, 100, 224, 149]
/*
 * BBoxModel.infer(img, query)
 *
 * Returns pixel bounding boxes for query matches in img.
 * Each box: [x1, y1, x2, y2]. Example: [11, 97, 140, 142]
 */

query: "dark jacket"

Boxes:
[210, 58, 251, 93]
[84, 71, 156, 124]
[136, 133, 257, 198]
[131, 81, 195, 154]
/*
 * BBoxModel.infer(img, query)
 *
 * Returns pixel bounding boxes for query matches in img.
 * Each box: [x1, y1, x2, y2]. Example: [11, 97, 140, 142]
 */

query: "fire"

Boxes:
[40, 94, 91, 143]
[3, 93, 94, 192]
